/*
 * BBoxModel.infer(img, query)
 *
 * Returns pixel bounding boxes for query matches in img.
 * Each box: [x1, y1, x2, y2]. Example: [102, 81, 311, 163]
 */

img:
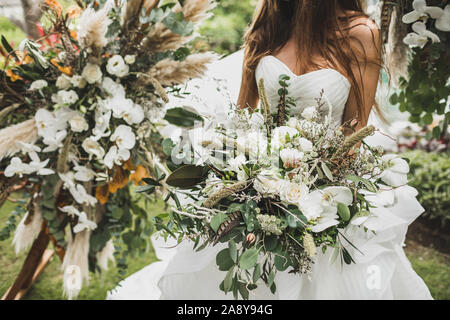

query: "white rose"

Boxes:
[82, 63, 102, 84]
[71, 75, 87, 88]
[29, 79, 48, 91]
[56, 75, 71, 90]
[301, 106, 318, 120]
[106, 55, 129, 77]
[280, 148, 304, 168]
[69, 113, 89, 132]
[280, 181, 309, 205]
[254, 170, 283, 197]
[82, 137, 105, 159]
[124, 54, 136, 64]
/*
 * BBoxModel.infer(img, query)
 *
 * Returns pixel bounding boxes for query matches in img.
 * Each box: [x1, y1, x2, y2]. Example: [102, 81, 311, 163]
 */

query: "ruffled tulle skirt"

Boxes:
[107, 185, 432, 300]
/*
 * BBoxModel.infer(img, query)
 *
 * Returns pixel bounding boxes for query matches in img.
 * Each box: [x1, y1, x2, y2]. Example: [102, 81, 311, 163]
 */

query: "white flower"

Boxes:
[236, 130, 268, 160]
[28, 152, 54, 175]
[403, 21, 440, 48]
[70, 184, 97, 206]
[402, 0, 444, 24]
[271, 126, 299, 150]
[106, 55, 129, 77]
[103, 146, 131, 169]
[379, 154, 409, 187]
[82, 63, 102, 84]
[101, 77, 125, 97]
[254, 170, 283, 197]
[296, 137, 313, 152]
[299, 186, 353, 232]
[54, 90, 79, 105]
[60, 206, 97, 233]
[42, 130, 67, 152]
[436, 5, 450, 32]
[59, 172, 77, 190]
[71, 75, 87, 89]
[286, 117, 300, 129]
[16, 141, 41, 154]
[279, 181, 309, 205]
[124, 55, 136, 64]
[249, 112, 265, 129]
[82, 137, 105, 160]
[69, 113, 89, 132]
[56, 75, 71, 90]
[301, 106, 318, 120]
[280, 148, 304, 168]
[110, 125, 136, 150]
[92, 109, 111, 141]
[74, 165, 96, 182]
[4, 157, 33, 177]
[227, 154, 248, 181]
[29, 79, 48, 91]
[35, 109, 57, 137]
[122, 103, 144, 125]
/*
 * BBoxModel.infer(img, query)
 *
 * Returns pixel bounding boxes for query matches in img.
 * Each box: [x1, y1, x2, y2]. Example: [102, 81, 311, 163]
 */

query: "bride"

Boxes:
[108, 0, 432, 300]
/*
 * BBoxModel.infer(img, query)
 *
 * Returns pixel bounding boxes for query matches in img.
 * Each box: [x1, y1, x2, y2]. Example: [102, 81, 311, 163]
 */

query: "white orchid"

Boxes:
[16, 141, 41, 154]
[28, 152, 54, 175]
[35, 109, 57, 137]
[59, 172, 77, 190]
[42, 130, 67, 153]
[4, 157, 33, 177]
[92, 109, 111, 141]
[103, 146, 131, 169]
[60, 206, 97, 233]
[227, 154, 248, 181]
[379, 154, 409, 187]
[110, 125, 136, 150]
[124, 54, 136, 64]
[82, 137, 105, 160]
[436, 5, 450, 32]
[299, 186, 353, 232]
[236, 130, 268, 160]
[403, 21, 441, 48]
[101, 77, 125, 97]
[296, 137, 313, 152]
[73, 165, 96, 182]
[402, 0, 444, 24]
[69, 184, 98, 206]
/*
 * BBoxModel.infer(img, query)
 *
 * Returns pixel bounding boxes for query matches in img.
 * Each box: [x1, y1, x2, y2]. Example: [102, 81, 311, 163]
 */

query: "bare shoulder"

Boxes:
[347, 16, 381, 58]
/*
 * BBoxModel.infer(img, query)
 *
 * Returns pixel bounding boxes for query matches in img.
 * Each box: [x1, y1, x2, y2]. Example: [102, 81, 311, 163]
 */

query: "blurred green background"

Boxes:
[0, 0, 449, 300]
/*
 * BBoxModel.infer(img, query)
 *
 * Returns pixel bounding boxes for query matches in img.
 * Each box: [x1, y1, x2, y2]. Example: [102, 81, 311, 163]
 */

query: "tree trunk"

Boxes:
[20, 0, 43, 40]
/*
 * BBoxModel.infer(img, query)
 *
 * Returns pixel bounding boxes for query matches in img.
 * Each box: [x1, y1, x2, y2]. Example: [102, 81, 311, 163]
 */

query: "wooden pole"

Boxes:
[1, 224, 53, 300]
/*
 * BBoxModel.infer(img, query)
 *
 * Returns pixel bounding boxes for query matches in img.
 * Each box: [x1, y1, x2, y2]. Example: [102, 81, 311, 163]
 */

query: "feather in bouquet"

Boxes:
[159, 74, 411, 299]
[0, 0, 215, 299]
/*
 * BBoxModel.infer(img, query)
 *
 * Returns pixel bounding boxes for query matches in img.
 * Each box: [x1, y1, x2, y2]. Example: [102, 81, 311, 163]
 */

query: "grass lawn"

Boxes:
[1, 197, 449, 300]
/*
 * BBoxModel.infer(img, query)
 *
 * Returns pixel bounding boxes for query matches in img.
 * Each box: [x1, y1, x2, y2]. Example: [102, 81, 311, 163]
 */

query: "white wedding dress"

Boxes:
[107, 53, 433, 300]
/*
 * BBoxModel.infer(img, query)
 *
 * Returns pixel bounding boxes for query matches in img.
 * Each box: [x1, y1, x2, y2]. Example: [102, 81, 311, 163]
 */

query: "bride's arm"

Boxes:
[342, 18, 382, 129]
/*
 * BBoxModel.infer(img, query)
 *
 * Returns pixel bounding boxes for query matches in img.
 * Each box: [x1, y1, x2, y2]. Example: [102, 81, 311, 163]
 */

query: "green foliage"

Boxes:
[197, 0, 257, 55]
[403, 150, 450, 226]
[389, 2, 450, 139]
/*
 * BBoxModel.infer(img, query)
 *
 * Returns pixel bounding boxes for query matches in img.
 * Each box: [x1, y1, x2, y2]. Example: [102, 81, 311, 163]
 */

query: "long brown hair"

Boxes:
[238, 0, 382, 122]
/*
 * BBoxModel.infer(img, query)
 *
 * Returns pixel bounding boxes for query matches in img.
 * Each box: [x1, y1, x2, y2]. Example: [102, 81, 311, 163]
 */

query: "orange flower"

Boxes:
[108, 166, 129, 194]
[6, 69, 21, 82]
[45, 0, 63, 16]
[67, 5, 82, 18]
[96, 184, 110, 205]
[122, 159, 134, 171]
[22, 54, 34, 65]
[50, 58, 73, 76]
[69, 30, 78, 40]
[129, 165, 150, 185]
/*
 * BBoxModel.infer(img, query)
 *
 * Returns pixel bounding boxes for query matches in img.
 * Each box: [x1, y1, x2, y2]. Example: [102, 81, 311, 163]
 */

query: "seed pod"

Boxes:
[303, 233, 316, 258]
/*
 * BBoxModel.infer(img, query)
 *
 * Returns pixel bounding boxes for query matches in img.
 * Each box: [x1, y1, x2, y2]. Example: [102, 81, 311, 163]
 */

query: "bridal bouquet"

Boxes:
[0, 0, 215, 299]
[161, 75, 411, 299]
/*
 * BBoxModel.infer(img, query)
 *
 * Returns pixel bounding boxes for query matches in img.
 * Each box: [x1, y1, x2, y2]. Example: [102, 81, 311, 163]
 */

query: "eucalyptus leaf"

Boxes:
[239, 248, 258, 270]
[166, 164, 205, 188]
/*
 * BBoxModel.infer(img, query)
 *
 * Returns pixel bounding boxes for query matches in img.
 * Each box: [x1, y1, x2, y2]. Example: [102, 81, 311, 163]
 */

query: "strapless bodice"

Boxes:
[255, 55, 351, 126]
